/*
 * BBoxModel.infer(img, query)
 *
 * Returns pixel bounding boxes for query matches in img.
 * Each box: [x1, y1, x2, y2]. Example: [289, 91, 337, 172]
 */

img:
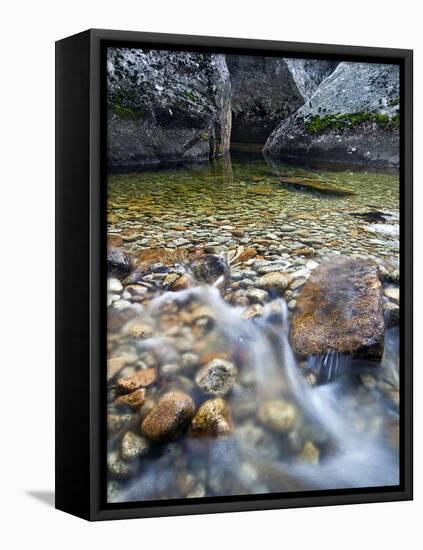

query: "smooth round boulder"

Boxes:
[258, 272, 289, 293]
[141, 391, 195, 442]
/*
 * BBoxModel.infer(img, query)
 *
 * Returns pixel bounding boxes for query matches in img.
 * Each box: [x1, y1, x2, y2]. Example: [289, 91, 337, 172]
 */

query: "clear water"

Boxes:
[108, 151, 399, 265]
[106, 151, 400, 503]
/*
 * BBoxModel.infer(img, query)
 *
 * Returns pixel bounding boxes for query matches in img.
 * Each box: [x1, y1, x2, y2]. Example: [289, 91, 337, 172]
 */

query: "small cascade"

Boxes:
[110, 286, 399, 503]
[307, 352, 351, 384]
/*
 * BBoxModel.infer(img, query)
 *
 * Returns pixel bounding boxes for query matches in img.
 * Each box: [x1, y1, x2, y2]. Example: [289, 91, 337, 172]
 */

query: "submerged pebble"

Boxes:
[141, 391, 195, 442]
[195, 358, 238, 396]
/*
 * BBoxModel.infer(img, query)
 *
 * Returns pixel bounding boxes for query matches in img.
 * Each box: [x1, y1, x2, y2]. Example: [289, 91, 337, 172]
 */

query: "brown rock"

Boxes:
[127, 322, 153, 339]
[258, 271, 289, 292]
[135, 247, 188, 270]
[297, 441, 320, 464]
[141, 391, 195, 442]
[123, 284, 148, 301]
[115, 388, 146, 409]
[242, 304, 264, 320]
[279, 176, 354, 196]
[191, 398, 233, 436]
[170, 274, 193, 291]
[107, 356, 127, 381]
[236, 247, 257, 263]
[290, 257, 384, 360]
[291, 247, 315, 257]
[117, 368, 157, 393]
[107, 234, 124, 247]
[163, 273, 181, 287]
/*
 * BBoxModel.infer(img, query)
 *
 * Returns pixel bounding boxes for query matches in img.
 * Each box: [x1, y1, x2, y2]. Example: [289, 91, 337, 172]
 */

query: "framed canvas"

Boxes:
[55, 29, 413, 521]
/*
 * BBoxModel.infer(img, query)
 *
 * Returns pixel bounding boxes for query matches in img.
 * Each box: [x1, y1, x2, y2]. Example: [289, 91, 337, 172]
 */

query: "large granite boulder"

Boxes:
[290, 257, 384, 361]
[264, 62, 400, 166]
[226, 56, 337, 144]
[284, 58, 338, 99]
[107, 48, 231, 166]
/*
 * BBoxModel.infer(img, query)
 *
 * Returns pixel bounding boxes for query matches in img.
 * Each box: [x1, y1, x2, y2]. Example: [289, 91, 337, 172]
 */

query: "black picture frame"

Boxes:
[55, 28, 413, 521]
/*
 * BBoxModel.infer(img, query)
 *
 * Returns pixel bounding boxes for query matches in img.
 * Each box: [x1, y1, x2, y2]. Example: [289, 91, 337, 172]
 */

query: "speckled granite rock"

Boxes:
[107, 48, 231, 166]
[264, 62, 400, 166]
[284, 58, 338, 99]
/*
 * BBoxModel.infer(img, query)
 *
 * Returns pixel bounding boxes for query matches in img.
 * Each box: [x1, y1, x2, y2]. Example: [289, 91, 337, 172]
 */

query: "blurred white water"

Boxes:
[113, 286, 399, 502]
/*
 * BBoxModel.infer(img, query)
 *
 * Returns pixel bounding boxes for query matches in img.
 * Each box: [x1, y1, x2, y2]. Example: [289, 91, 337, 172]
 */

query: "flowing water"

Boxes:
[107, 150, 400, 503]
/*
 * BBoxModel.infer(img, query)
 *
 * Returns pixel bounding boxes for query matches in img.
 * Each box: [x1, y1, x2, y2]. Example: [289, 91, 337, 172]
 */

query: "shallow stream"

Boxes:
[106, 150, 400, 502]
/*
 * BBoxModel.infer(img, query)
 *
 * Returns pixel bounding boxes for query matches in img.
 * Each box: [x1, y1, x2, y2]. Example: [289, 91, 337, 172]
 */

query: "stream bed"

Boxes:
[106, 150, 400, 503]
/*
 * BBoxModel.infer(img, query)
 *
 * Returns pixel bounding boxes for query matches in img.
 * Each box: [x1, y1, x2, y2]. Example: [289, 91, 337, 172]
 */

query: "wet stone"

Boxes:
[290, 257, 385, 361]
[258, 399, 298, 434]
[120, 431, 150, 460]
[107, 451, 137, 479]
[117, 368, 157, 393]
[245, 287, 269, 304]
[191, 255, 228, 284]
[195, 359, 238, 396]
[141, 391, 195, 442]
[191, 398, 233, 436]
[115, 388, 146, 410]
[242, 304, 264, 320]
[127, 322, 154, 339]
[258, 272, 289, 293]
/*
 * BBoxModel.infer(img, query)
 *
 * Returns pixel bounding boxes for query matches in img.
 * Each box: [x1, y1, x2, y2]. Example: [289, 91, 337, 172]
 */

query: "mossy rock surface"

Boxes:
[305, 111, 399, 135]
[264, 62, 400, 167]
[107, 48, 231, 166]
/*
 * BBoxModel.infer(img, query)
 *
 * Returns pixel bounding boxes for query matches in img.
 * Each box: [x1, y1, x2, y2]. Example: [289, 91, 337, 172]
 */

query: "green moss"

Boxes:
[183, 90, 198, 102]
[112, 103, 137, 119]
[305, 111, 399, 134]
[388, 97, 400, 107]
[110, 90, 144, 120]
[391, 113, 400, 127]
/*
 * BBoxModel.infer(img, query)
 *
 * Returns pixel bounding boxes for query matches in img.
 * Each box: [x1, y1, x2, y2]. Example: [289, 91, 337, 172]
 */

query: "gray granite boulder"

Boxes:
[107, 48, 231, 166]
[263, 62, 400, 166]
[284, 58, 338, 99]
